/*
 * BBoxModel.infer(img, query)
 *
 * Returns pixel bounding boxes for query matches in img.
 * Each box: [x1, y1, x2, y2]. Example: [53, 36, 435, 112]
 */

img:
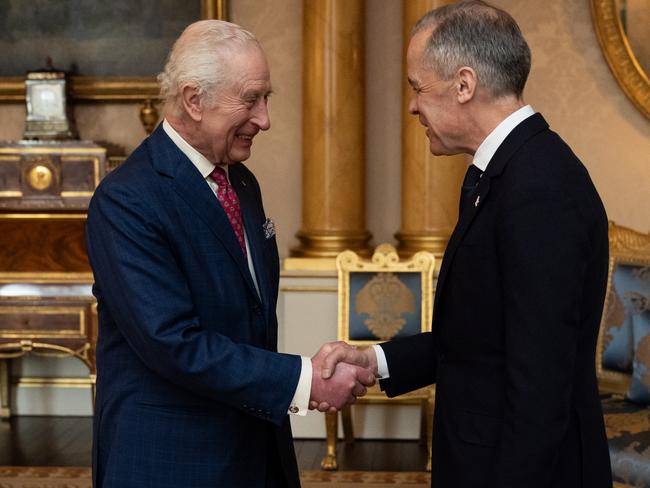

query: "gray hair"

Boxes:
[158, 20, 259, 117]
[413, 0, 531, 99]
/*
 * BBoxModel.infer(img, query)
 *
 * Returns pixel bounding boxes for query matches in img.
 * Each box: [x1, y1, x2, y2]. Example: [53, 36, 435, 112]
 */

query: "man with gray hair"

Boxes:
[86, 20, 374, 487]
[320, 1, 612, 486]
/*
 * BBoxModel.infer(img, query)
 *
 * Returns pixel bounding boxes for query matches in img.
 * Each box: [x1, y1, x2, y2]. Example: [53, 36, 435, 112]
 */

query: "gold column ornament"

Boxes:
[395, 0, 466, 260]
[139, 99, 160, 135]
[0, 360, 9, 418]
[290, 0, 371, 260]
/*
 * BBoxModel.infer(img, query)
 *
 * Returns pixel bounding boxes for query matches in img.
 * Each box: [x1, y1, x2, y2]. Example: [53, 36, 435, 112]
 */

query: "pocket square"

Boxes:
[263, 218, 276, 239]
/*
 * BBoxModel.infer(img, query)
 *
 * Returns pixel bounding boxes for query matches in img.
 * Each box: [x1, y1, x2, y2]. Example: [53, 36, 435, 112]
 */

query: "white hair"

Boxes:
[158, 20, 259, 117]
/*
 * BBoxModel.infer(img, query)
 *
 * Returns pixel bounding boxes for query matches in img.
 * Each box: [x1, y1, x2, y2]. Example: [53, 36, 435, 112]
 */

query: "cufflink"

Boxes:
[289, 405, 299, 414]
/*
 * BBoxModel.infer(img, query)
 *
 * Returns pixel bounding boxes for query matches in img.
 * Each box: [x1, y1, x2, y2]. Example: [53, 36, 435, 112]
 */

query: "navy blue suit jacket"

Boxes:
[86, 124, 302, 488]
[379, 114, 612, 488]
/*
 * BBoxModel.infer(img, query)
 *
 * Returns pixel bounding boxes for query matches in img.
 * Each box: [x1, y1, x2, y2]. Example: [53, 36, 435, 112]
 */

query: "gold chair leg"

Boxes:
[341, 405, 354, 444]
[0, 360, 10, 420]
[90, 373, 97, 412]
[321, 411, 339, 470]
[426, 392, 435, 472]
[419, 399, 428, 445]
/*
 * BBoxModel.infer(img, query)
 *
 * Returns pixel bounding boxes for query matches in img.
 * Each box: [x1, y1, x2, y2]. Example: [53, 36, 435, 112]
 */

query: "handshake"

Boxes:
[308, 341, 379, 413]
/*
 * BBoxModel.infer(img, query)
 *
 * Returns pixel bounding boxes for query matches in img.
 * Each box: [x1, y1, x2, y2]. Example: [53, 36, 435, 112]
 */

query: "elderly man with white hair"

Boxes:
[86, 20, 374, 488]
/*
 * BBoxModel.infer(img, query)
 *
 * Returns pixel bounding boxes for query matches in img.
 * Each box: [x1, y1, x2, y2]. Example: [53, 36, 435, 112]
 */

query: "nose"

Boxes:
[252, 99, 271, 131]
[408, 94, 418, 115]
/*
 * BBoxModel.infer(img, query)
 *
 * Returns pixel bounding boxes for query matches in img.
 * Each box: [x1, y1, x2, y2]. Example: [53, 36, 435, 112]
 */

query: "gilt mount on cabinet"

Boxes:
[0, 141, 106, 211]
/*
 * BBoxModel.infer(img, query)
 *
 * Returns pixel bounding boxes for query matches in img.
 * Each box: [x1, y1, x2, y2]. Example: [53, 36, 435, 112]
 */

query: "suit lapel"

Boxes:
[230, 165, 272, 314]
[147, 126, 261, 303]
[433, 113, 550, 311]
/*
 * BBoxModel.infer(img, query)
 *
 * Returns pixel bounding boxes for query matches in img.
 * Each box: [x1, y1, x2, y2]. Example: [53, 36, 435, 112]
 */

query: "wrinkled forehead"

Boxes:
[226, 45, 272, 92]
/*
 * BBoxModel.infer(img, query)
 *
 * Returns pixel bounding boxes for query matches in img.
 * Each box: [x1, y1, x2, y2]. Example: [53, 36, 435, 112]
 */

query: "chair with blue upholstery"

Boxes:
[597, 222, 650, 487]
[320, 244, 435, 471]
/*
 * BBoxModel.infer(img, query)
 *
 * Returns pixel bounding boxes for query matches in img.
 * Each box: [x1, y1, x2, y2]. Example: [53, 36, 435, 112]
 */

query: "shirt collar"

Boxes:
[472, 105, 536, 172]
[162, 119, 228, 179]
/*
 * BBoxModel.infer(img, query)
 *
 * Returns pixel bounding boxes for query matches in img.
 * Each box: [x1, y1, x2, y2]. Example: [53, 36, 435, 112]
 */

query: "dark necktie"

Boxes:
[459, 164, 483, 214]
[209, 167, 247, 257]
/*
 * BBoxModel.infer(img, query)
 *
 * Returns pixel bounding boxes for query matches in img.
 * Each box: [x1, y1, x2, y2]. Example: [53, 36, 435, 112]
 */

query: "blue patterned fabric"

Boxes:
[348, 271, 422, 341]
[619, 266, 650, 404]
[603, 395, 650, 487]
[602, 265, 641, 374]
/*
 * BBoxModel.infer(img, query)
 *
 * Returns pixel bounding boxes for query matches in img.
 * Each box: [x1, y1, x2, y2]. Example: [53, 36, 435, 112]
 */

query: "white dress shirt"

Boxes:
[372, 105, 537, 380]
[162, 120, 311, 415]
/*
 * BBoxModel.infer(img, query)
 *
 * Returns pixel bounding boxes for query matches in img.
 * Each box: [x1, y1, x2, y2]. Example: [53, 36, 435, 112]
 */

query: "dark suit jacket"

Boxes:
[86, 124, 302, 488]
[380, 114, 612, 488]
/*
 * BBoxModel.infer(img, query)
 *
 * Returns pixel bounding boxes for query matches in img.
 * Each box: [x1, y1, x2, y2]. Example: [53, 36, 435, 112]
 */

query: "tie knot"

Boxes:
[209, 166, 229, 187]
[462, 165, 483, 191]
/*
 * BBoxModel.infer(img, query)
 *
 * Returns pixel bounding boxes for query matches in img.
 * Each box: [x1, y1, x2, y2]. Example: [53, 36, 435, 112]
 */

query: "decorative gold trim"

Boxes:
[337, 243, 435, 347]
[291, 231, 373, 259]
[60, 191, 94, 197]
[283, 257, 337, 271]
[0, 306, 86, 338]
[0, 341, 92, 368]
[591, 0, 650, 120]
[0, 213, 87, 219]
[12, 376, 95, 388]
[0, 1, 228, 102]
[0, 147, 105, 155]
[0, 191, 23, 198]
[279, 286, 338, 293]
[595, 221, 650, 395]
[0, 272, 94, 283]
[280, 269, 337, 278]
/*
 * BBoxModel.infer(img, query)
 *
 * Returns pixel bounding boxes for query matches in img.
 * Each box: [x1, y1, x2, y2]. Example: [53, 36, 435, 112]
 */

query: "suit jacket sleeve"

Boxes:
[86, 178, 301, 426]
[379, 332, 436, 396]
[493, 165, 600, 484]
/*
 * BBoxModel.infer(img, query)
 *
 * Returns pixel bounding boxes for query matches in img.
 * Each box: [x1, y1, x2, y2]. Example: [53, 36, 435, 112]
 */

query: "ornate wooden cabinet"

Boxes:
[0, 141, 106, 418]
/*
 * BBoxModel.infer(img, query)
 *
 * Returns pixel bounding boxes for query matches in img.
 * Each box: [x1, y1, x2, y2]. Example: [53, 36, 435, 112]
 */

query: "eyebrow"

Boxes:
[244, 88, 274, 98]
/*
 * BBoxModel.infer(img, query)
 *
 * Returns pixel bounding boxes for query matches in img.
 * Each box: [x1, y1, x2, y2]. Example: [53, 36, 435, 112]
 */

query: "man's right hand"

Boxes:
[309, 341, 378, 412]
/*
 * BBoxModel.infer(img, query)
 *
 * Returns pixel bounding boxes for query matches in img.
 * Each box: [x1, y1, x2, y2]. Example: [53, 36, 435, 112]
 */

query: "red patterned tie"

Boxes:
[209, 167, 247, 257]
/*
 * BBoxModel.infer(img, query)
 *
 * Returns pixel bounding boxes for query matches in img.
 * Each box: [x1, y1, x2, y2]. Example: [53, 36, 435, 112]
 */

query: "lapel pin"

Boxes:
[241, 180, 247, 187]
[474, 195, 481, 207]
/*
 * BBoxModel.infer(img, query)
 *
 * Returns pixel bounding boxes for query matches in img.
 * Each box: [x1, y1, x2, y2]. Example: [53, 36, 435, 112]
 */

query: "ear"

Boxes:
[180, 84, 203, 122]
[455, 67, 477, 104]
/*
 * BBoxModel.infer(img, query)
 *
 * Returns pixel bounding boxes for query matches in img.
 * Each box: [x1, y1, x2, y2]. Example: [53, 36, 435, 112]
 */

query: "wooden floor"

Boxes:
[0, 416, 429, 471]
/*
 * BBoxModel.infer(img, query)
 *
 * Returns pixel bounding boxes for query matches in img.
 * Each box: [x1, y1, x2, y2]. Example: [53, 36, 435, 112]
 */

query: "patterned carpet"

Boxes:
[0, 467, 631, 487]
[0, 467, 431, 487]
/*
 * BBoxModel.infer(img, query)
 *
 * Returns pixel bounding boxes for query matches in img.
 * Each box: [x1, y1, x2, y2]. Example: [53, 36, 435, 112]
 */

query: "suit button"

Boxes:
[289, 405, 299, 414]
[252, 304, 262, 315]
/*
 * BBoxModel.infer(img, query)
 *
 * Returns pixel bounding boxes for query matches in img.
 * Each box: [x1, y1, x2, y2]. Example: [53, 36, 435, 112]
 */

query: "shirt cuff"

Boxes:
[372, 344, 390, 379]
[288, 356, 312, 416]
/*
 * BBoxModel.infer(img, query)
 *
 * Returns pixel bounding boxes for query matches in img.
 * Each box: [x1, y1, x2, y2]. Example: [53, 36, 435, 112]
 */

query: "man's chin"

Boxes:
[228, 149, 252, 163]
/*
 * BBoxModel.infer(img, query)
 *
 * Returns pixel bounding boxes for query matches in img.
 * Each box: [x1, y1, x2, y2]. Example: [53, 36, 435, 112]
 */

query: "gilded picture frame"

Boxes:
[591, 0, 650, 120]
[337, 243, 435, 348]
[0, 0, 228, 102]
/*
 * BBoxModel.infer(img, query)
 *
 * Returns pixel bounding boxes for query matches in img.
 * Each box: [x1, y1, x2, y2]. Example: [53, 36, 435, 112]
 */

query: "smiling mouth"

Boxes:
[236, 134, 254, 141]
